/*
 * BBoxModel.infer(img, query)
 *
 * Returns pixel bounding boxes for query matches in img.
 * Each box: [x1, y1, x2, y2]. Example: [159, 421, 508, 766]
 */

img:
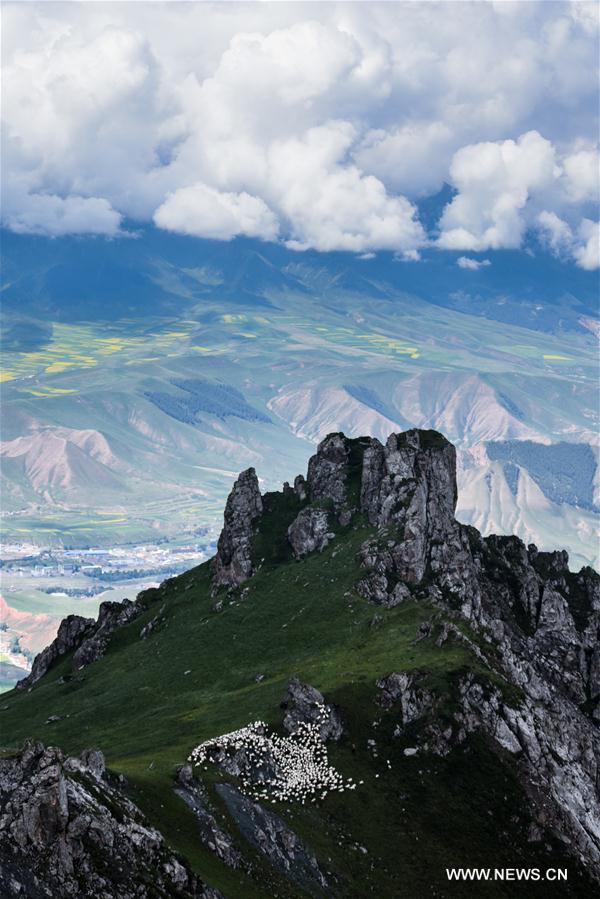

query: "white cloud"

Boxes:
[398, 249, 422, 263]
[537, 210, 574, 256]
[438, 131, 559, 251]
[154, 183, 278, 241]
[562, 147, 600, 204]
[3, 192, 122, 237]
[268, 122, 426, 253]
[457, 256, 491, 271]
[537, 210, 599, 270]
[0, 1, 598, 262]
[574, 219, 600, 270]
[355, 122, 455, 198]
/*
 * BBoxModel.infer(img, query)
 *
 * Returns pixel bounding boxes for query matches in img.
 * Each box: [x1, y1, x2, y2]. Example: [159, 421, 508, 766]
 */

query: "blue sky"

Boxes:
[1, 1, 598, 272]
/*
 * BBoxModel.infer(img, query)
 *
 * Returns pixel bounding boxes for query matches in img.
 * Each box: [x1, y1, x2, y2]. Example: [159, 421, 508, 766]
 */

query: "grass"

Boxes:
[1, 523, 596, 896]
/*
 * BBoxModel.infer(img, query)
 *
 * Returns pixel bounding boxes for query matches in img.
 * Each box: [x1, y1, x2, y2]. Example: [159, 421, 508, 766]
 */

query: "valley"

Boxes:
[0, 537, 215, 690]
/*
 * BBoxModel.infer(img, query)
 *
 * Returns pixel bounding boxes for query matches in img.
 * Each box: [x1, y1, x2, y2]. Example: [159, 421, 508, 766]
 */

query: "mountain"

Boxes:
[1, 229, 598, 565]
[2, 429, 598, 897]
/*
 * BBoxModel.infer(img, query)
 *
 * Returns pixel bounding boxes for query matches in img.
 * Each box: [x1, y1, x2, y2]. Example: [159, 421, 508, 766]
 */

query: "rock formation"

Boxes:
[287, 508, 334, 558]
[211, 467, 263, 592]
[214, 783, 329, 896]
[281, 678, 344, 742]
[16, 615, 94, 691]
[0, 741, 222, 899]
[17, 598, 146, 690]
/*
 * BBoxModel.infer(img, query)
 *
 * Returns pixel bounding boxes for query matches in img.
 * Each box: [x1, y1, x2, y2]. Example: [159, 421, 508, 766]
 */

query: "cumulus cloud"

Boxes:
[537, 210, 599, 270]
[439, 131, 599, 268]
[1, 1, 598, 262]
[562, 147, 600, 204]
[3, 192, 122, 237]
[438, 131, 559, 251]
[574, 219, 600, 270]
[268, 122, 425, 253]
[457, 256, 491, 271]
[154, 183, 278, 241]
[355, 122, 455, 198]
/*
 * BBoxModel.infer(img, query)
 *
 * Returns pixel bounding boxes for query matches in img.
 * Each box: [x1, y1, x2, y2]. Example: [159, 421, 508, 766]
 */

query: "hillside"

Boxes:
[1, 429, 599, 898]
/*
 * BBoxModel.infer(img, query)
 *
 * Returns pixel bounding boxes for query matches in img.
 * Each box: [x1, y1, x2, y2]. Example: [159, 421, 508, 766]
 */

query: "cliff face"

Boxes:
[8, 428, 600, 892]
[0, 741, 221, 899]
[210, 467, 263, 592]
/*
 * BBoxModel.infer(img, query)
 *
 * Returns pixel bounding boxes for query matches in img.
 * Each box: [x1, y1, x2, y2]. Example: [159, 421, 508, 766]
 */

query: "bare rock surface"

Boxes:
[175, 765, 243, 870]
[287, 508, 334, 558]
[306, 432, 351, 516]
[17, 598, 146, 689]
[281, 678, 344, 742]
[214, 782, 329, 897]
[0, 741, 222, 899]
[211, 467, 263, 592]
[16, 615, 94, 690]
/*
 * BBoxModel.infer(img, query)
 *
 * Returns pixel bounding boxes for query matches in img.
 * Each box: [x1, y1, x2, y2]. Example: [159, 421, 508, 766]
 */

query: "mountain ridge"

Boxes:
[2, 427, 599, 897]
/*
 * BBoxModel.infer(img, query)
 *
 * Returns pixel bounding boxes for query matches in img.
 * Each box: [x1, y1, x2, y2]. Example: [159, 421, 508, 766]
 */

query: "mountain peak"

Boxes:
[211, 428, 459, 594]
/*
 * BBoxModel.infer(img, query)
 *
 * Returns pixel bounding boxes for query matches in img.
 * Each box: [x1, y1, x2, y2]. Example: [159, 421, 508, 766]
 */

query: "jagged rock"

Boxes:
[306, 432, 350, 514]
[140, 604, 167, 639]
[15, 426, 600, 885]
[287, 507, 335, 558]
[72, 599, 144, 670]
[293, 474, 307, 501]
[211, 467, 263, 593]
[0, 741, 222, 899]
[440, 670, 600, 867]
[175, 765, 243, 870]
[356, 430, 461, 588]
[376, 673, 434, 728]
[18, 598, 148, 689]
[200, 725, 280, 785]
[140, 615, 161, 639]
[281, 678, 344, 742]
[589, 646, 600, 702]
[16, 615, 94, 690]
[215, 782, 329, 895]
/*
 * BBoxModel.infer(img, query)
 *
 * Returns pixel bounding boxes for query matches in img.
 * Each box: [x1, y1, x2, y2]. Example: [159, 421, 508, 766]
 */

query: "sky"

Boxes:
[1, 0, 599, 270]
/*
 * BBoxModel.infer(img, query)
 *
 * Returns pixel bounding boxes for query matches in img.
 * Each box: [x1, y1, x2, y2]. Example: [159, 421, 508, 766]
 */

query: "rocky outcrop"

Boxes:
[175, 765, 243, 870]
[306, 432, 351, 519]
[356, 430, 464, 593]
[215, 783, 329, 896]
[210, 430, 460, 590]
[376, 672, 434, 724]
[17, 598, 146, 690]
[0, 741, 222, 899]
[281, 678, 344, 742]
[211, 467, 263, 593]
[73, 599, 144, 669]
[15, 426, 600, 886]
[16, 615, 94, 690]
[287, 508, 334, 558]
[343, 431, 600, 878]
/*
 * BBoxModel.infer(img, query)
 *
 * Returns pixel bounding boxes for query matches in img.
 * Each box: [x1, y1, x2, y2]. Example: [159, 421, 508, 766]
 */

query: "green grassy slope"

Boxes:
[1, 523, 594, 897]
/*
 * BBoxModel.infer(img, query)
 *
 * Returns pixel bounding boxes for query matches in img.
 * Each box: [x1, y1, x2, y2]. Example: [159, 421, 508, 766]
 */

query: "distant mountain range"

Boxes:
[1, 227, 598, 567]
